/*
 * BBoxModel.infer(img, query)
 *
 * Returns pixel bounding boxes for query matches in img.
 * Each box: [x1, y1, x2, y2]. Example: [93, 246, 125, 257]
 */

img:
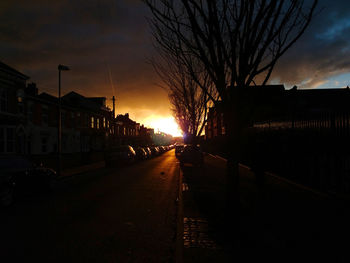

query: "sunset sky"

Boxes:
[1, 0, 350, 135]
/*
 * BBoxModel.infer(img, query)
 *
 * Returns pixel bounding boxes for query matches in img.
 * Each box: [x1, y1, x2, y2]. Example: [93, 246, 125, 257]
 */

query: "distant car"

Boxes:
[158, 146, 166, 153]
[135, 147, 147, 160]
[150, 146, 160, 156]
[175, 144, 184, 158]
[179, 145, 204, 167]
[0, 156, 57, 207]
[143, 147, 152, 158]
[106, 145, 136, 166]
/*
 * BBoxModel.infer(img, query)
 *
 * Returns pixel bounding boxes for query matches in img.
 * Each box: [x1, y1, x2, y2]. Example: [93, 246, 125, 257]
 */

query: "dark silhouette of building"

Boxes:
[203, 84, 350, 196]
[205, 85, 350, 139]
[0, 61, 29, 155]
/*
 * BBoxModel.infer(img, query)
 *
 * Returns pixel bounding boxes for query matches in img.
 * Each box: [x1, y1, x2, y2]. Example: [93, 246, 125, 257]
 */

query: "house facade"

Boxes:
[0, 61, 171, 169]
[0, 61, 29, 155]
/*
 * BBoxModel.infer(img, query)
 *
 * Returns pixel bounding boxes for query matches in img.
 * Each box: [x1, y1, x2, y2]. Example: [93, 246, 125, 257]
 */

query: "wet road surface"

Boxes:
[1, 150, 179, 263]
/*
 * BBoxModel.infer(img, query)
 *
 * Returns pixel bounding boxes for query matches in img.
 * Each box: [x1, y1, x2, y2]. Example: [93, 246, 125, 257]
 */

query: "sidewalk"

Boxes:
[181, 156, 232, 263]
[60, 161, 106, 179]
[180, 154, 350, 262]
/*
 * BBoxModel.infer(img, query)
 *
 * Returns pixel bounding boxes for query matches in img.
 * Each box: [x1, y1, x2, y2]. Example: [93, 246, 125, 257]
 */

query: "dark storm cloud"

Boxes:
[271, 0, 350, 88]
[0, 0, 163, 122]
[1, 0, 350, 124]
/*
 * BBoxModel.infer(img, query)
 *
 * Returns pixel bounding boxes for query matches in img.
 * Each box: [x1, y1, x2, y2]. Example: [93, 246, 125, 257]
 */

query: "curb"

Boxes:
[265, 171, 330, 198]
[215, 155, 227, 162]
[58, 161, 106, 181]
[206, 153, 330, 199]
[175, 162, 184, 263]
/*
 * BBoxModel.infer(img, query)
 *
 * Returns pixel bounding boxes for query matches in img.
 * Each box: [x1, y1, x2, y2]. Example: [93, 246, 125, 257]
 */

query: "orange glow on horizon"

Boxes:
[142, 116, 183, 137]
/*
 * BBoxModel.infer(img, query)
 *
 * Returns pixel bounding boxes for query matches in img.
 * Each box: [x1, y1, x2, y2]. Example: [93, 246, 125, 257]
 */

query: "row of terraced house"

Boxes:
[0, 61, 156, 168]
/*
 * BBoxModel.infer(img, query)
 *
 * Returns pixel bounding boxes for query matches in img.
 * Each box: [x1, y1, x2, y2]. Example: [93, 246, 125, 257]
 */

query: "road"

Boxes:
[0, 150, 179, 263]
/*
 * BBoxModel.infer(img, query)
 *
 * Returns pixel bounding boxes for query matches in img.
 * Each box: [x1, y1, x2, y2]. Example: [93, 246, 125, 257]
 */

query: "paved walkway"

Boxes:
[180, 154, 350, 262]
[60, 161, 106, 178]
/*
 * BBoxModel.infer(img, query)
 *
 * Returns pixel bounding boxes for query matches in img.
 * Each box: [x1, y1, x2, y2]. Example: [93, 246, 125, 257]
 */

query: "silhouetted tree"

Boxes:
[151, 50, 214, 144]
[144, 0, 318, 226]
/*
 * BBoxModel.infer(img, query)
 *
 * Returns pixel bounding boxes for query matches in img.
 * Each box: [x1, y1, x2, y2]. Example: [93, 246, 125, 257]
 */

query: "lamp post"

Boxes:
[58, 64, 70, 177]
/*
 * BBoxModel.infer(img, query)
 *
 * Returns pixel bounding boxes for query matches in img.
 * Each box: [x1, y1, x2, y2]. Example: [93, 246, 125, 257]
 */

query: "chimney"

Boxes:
[26, 82, 38, 96]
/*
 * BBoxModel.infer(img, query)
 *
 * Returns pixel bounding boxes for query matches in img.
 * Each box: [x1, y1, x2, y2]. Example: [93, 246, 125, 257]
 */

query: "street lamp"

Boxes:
[58, 64, 70, 177]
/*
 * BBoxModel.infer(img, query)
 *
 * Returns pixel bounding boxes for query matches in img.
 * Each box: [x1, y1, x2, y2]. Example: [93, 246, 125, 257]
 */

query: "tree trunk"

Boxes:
[224, 96, 242, 239]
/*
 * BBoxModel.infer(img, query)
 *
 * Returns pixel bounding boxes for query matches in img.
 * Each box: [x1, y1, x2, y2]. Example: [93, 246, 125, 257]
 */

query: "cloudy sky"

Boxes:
[1, 0, 350, 131]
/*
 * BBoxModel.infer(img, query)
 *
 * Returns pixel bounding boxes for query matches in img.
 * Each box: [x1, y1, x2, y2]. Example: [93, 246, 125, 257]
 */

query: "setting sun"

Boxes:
[142, 116, 183, 137]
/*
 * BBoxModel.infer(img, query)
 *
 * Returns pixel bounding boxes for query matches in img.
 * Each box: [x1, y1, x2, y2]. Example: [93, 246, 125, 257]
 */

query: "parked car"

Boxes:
[106, 145, 136, 166]
[143, 147, 152, 158]
[175, 144, 184, 158]
[158, 146, 166, 154]
[0, 156, 57, 207]
[179, 145, 204, 167]
[150, 146, 160, 156]
[135, 147, 147, 160]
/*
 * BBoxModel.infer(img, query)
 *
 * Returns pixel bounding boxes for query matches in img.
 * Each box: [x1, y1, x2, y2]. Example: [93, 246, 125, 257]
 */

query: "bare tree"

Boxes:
[144, 0, 318, 224]
[151, 49, 213, 143]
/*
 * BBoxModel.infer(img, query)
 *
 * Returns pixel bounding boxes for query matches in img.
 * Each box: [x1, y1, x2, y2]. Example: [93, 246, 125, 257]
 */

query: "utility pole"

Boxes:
[112, 96, 116, 119]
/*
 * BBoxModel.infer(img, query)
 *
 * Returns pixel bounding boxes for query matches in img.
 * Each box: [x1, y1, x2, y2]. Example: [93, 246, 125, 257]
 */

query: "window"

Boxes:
[27, 102, 33, 123]
[0, 88, 7, 112]
[0, 127, 15, 153]
[107, 120, 109, 128]
[76, 112, 81, 127]
[6, 128, 14, 153]
[41, 137, 48, 153]
[221, 126, 226, 135]
[70, 112, 75, 128]
[42, 105, 48, 126]
[85, 114, 89, 127]
[97, 118, 100, 129]
[103, 117, 106, 128]
[90, 116, 94, 128]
